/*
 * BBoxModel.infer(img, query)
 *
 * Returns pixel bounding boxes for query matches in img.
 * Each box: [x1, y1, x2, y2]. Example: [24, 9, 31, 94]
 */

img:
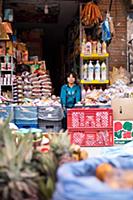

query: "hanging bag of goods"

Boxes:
[81, 1, 103, 27]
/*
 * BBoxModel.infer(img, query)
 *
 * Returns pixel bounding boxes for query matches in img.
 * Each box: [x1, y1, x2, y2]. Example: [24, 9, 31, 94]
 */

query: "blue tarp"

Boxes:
[0, 106, 14, 122]
[53, 142, 133, 200]
[14, 106, 37, 121]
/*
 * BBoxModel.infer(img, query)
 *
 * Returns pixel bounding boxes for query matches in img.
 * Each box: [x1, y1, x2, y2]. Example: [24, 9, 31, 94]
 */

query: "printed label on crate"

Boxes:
[114, 121, 133, 144]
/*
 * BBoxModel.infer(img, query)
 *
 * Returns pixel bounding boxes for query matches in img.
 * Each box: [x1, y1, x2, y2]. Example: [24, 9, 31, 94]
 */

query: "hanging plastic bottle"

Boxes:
[101, 62, 107, 81]
[95, 60, 101, 80]
[83, 63, 88, 80]
[102, 16, 111, 42]
[88, 61, 94, 81]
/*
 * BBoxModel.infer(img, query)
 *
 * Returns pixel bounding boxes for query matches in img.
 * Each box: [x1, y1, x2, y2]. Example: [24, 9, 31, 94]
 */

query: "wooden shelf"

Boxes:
[80, 80, 109, 84]
[80, 53, 109, 60]
[1, 70, 13, 72]
[1, 84, 12, 86]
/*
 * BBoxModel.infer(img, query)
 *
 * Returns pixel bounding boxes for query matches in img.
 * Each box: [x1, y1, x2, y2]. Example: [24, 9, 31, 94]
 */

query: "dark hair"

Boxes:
[65, 71, 78, 84]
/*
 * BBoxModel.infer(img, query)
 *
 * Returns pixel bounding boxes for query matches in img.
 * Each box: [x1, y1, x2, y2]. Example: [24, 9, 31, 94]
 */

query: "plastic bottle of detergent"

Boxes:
[88, 61, 94, 81]
[83, 63, 88, 80]
[101, 61, 107, 80]
[95, 60, 101, 80]
[86, 41, 92, 55]
[81, 39, 86, 55]
[97, 41, 102, 55]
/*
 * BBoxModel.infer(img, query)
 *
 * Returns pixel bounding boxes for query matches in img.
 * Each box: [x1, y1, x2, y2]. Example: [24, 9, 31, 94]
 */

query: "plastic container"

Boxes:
[88, 61, 94, 81]
[83, 63, 88, 80]
[0, 106, 14, 122]
[95, 60, 101, 80]
[86, 41, 92, 55]
[67, 108, 113, 129]
[38, 119, 62, 132]
[14, 106, 37, 121]
[97, 41, 102, 55]
[38, 106, 64, 121]
[68, 128, 113, 146]
[101, 62, 107, 81]
[15, 120, 38, 129]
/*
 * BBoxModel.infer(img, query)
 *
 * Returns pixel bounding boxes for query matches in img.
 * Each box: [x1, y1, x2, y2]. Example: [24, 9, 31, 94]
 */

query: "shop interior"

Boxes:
[3, 0, 80, 95]
[2, 1, 133, 200]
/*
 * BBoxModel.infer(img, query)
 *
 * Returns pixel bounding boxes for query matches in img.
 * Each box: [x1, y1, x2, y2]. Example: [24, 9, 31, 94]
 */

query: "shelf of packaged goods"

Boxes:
[0, 54, 16, 58]
[80, 53, 109, 60]
[18, 61, 42, 65]
[80, 80, 109, 84]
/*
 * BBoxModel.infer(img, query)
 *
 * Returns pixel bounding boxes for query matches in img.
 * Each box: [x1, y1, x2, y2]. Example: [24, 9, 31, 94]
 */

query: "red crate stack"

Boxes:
[67, 108, 114, 147]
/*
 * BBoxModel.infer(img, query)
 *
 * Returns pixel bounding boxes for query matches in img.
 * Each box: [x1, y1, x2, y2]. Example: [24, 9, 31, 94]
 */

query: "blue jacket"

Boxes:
[60, 84, 81, 108]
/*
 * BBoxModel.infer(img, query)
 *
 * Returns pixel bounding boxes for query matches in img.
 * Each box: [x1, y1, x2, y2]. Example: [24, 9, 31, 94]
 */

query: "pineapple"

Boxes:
[49, 131, 76, 165]
[49, 131, 88, 164]
[0, 118, 39, 200]
[0, 118, 88, 200]
[0, 118, 55, 200]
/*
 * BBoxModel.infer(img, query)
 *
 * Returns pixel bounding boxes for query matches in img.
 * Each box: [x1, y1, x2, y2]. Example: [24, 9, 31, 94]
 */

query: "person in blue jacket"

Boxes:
[60, 72, 81, 130]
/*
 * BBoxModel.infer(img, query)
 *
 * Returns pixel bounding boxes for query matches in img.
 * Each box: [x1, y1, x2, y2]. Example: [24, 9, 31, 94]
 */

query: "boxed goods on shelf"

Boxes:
[67, 108, 113, 146]
[114, 120, 133, 144]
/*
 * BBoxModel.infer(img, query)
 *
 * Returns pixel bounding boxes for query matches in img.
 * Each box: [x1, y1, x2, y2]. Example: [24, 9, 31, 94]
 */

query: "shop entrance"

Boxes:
[3, 0, 79, 95]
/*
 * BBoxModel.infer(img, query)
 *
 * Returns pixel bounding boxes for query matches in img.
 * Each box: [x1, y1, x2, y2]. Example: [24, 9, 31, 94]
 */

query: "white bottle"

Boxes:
[83, 63, 88, 80]
[86, 41, 92, 55]
[97, 41, 102, 55]
[88, 61, 94, 81]
[81, 39, 86, 55]
[95, 60, 101, 80]
[101, 62, 107, 81]
[102, 42, 107, 54]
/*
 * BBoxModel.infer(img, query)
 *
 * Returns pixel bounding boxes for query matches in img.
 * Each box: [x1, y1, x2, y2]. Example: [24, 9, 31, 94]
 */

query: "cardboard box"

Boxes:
[111, 98, 133, 120]
[114, 120, 133, 144]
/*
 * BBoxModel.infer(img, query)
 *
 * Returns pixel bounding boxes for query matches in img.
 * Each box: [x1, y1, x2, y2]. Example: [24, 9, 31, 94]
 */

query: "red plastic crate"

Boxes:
[67, 108, 113, 129]
[68, 128, 114, 147]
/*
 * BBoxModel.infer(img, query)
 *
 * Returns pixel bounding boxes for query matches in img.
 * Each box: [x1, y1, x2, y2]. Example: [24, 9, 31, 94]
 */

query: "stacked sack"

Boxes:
[39, 73, 52, 97]
[13, 76, 24, 102]
[12, 71, 52, 101]
[22, 72, 32, 98]
[29, 73, 42, 98]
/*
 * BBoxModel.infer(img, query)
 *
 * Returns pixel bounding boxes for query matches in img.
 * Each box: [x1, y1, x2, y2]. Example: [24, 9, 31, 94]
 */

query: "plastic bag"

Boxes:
[53, 154, 133, 200]
[102, 18, 111, 42]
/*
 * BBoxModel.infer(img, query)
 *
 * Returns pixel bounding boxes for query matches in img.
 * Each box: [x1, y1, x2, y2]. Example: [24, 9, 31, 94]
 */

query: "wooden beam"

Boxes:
[0, 0, 2, 17]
